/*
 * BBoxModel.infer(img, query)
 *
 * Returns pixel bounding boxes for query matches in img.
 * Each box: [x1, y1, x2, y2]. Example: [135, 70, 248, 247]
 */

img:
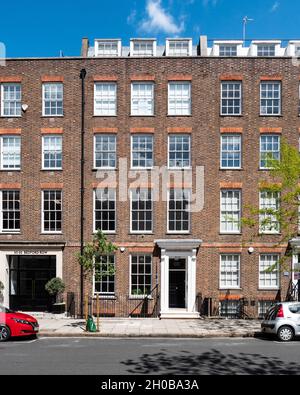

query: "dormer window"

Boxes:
[219, 45, 237, 57]
[257, 44, 276, 57]
[166, 39, 192, 56]
[131, 40, 156, 57]
[95, 40, 121, 57]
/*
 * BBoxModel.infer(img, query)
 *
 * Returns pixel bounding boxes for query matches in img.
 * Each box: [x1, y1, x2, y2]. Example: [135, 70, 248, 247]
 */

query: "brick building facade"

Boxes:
[0, 37, 299, 318]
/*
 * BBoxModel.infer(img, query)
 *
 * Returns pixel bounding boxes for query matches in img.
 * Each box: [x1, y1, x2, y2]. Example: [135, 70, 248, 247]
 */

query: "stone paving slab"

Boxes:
[35, 317, 262, 338]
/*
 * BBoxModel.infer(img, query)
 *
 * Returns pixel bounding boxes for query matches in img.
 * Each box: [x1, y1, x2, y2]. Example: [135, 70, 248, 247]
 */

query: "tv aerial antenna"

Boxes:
[243, 16, 254, 44]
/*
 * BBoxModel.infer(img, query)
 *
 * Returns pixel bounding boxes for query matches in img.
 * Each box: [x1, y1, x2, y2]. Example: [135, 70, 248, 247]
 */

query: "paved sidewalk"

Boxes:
[35, 316, 262, 338]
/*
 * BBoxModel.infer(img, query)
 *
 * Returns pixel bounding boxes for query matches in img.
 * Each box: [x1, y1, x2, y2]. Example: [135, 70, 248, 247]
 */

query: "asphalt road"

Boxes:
[0, 337, 300, 375]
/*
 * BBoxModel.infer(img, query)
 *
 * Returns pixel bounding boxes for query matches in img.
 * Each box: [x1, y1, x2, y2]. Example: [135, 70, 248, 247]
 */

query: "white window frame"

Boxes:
[166, 39, 192, 56]
[130, 40, 157, 57]
[129, 254, 152, 298]
[42, 83, 63, 117]
[93, 189, 116, 234]
[1, 83, 22, 117]
[220, 190, 241, 234]
[130, 189, 153, 234]
[95, 40, 122, 57]
[168, 134, 191, 169]
[221, 81, 242, 116]
[259, 254, 280, 290]
[41, 190, 62, 234]
[219, 45, 238, 57]
[259, 191, 280, 234]
[94, 82, 117, 116]
[257, 44, 276, 57]
[167, 188, 191, 234]
[219, 254, 241, 290]
[42, 135, 62, 170]
[131, 82, 154, 116]
[0, 190, 21, 233]
[260, 135, 280, 170]
[131, 134, 154, 169]
[93, 255, 116, 296]
[260, 81, 281, 116]
[168, 82, 191, 116]
[0, 135, 21, 170]
[220, 134, 242, 169]
[94, 134, 117, 169]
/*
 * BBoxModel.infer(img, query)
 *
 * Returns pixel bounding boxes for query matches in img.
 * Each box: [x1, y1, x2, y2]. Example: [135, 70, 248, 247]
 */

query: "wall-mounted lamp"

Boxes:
[22, 104, 29, 112]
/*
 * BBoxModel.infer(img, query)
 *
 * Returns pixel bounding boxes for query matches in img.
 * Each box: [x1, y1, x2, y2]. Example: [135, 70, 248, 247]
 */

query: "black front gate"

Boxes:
[9, 256, 56, 311]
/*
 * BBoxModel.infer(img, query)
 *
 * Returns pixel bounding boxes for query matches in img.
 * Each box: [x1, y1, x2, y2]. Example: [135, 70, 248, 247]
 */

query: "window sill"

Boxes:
[258, 288, 280, 291]
[129, 232, 154, 235]
[166, 232, 191, 235]
[220, 168, 243, 171]
[93, 115, 117, 118]
[220, 114, 243, 117]
[93, 231, 116, 235]
[0, 116, 22, 119]
[259, 115, 283, 118]
[0, 169, 21, 172]
[219, 233, 242, 236]
[0, 232, 21, 235]
[129, 296, 153, 300]
[41, 115, 64, 118]
[130, 115, 155, 117]
[92, 168, 117, 172]
[219, 288, 242, 291]
[41, 232, 63, 235]
[167, 114, 192, 117]
[41, 169, 63, 172]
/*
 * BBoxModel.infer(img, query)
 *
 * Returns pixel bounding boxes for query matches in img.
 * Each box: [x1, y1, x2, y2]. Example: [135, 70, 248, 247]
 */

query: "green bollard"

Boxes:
[86, 315, 97, 333]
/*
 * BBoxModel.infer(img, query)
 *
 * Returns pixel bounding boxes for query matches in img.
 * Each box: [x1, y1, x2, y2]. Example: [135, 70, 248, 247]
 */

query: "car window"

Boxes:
[288, 304, 300, 314]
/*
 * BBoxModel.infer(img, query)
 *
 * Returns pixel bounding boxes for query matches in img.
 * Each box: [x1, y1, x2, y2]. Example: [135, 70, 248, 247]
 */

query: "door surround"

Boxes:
[0, 243, 64, 310]
[155, 239, 202, 319]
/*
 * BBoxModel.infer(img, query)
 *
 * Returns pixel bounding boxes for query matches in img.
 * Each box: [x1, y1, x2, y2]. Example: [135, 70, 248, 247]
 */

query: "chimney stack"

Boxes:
[81, 38, 89, 57]
[199, 36, 208, 56]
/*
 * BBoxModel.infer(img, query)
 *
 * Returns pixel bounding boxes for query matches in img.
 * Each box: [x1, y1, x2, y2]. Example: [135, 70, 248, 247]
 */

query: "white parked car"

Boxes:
[261, 302, 300, 342]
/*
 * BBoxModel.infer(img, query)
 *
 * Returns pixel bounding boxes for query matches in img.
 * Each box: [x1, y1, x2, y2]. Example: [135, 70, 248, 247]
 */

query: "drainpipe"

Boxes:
[79, 68, 87, 318]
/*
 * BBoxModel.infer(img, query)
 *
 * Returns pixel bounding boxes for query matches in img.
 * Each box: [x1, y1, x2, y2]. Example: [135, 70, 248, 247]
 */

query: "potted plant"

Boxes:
[45, 278, 66, 314]
[0, 281, 4, 304]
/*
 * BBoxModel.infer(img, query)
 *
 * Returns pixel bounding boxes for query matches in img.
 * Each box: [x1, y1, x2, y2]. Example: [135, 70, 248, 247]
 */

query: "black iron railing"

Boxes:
[86, 285, 160, 318]
[286, 280, 300, 302]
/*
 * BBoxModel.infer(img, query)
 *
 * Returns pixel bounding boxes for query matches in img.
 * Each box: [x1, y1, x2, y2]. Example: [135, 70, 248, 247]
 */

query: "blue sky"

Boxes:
[1, 0, 299, 57]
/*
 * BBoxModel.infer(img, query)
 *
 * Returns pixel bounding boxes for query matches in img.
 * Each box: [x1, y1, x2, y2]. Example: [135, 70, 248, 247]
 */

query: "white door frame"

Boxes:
[160, 248, 198, 317]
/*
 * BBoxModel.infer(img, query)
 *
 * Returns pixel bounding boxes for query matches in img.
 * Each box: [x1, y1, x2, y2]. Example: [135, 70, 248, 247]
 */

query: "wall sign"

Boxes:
[13, 250, 48, 255]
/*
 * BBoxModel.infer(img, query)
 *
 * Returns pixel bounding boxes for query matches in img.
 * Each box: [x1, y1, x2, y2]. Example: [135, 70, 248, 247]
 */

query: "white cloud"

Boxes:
[139, 0, 184, 35]
[127, 9, 137, 25]
[270, 1, 280, 12]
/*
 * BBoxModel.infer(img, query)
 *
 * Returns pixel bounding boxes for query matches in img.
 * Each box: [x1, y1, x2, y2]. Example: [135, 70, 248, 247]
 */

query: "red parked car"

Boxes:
[0, 306, 39, 341]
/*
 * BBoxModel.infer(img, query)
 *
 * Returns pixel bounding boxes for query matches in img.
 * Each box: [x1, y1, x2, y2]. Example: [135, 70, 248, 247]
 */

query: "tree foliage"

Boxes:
[77, 230, 117, 281]
[242, 139, 300, 269]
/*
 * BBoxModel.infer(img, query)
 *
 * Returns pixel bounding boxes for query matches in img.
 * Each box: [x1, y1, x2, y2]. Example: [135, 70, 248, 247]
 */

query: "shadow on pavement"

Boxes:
[121, 349, 299, 375]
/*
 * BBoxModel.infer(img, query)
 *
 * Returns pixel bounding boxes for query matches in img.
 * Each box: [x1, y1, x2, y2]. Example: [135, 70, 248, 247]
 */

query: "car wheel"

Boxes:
[0, 325, 11, 342]
[277, 326, 295, 342]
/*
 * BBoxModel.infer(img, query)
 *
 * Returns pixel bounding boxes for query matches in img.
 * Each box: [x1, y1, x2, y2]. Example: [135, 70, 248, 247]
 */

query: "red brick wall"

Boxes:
[0, 56, 298, 316]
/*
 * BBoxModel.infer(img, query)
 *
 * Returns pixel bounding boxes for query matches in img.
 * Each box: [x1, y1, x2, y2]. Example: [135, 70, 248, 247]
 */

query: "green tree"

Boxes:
[77, 230, 117, 284]
[242, 139, 300, 271]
